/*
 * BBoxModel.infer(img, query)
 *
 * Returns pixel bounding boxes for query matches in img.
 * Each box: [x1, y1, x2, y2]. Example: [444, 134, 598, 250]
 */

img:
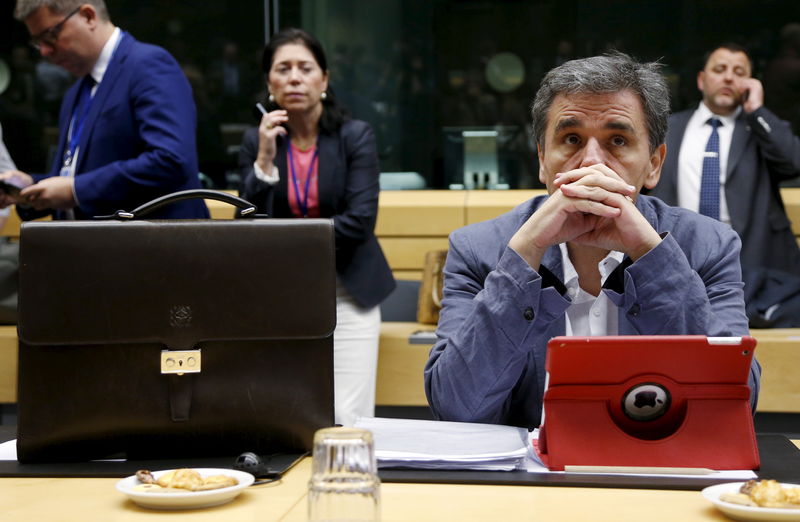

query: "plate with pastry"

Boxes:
[702, 480, 800, 521]
[116, 467, 255, 510]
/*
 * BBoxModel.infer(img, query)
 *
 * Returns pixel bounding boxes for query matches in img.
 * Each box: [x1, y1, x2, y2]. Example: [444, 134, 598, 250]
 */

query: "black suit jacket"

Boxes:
[651, 106, 800, 274]
[239, 119, 395, 309]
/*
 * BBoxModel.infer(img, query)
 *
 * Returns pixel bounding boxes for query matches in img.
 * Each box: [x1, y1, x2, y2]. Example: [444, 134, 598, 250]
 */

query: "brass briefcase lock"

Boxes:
[160, 350, 201, 375]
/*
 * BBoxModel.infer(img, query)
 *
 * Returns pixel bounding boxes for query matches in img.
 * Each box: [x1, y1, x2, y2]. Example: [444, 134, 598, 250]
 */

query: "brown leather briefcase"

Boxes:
[16, 191, 336, 463]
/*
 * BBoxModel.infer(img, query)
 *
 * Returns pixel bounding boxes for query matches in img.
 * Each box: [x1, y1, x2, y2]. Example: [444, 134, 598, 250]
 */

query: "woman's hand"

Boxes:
[255, 110, 288, 173]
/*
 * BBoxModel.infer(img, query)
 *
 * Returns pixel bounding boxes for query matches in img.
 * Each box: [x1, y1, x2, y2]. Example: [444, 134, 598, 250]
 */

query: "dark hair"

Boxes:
[531, 52, 670, 154]
[701, 42, 753, 71]
[261, 28, 348, 133]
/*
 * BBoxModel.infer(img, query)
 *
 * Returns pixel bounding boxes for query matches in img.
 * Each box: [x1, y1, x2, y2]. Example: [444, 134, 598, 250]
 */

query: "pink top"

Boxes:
[286, 142, 320, 218]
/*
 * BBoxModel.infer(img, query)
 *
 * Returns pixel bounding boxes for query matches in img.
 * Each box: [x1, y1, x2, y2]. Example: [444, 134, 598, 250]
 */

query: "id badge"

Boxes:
[60, 148, 78, 178]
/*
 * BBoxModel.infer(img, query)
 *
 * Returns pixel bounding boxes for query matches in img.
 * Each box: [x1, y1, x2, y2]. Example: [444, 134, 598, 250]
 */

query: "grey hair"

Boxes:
[15, 0, 109, 22]
[531, 52, 670, 153]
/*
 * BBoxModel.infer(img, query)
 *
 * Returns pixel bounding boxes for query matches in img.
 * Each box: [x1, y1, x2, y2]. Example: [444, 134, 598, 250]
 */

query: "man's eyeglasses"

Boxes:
[29, 6, 81, 51]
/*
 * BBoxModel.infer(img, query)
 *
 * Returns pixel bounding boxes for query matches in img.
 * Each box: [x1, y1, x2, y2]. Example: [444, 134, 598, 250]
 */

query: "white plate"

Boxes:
[701, 482, 800, 521]
[116, 468, 255, 510]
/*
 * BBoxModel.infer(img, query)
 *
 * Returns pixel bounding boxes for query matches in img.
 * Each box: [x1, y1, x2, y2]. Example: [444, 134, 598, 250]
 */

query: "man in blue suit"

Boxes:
[424, 53, 760, 428]
[0, 0, 208, 219]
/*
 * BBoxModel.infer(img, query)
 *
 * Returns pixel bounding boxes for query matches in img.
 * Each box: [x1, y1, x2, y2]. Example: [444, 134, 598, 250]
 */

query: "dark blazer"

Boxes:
[650, 106, 800, 274]
[21, 31, 208, 220]
[239, 119, 395, 309]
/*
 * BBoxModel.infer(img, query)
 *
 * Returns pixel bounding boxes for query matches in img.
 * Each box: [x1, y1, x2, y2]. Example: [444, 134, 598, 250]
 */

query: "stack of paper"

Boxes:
[354, 417, 537, 471]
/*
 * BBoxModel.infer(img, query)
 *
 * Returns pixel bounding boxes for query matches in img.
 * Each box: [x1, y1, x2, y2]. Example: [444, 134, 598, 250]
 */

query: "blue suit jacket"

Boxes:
[424, 194, 761, 429]
[23, 32, 208, 220]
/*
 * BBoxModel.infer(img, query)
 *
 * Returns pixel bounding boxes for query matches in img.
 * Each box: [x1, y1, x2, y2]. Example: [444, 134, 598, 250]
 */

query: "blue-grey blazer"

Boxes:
[425, 194, 760, 428]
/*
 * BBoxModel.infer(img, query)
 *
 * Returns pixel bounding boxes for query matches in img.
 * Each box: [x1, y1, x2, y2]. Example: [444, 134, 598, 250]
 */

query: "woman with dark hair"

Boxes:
[238, 28, 395, 426]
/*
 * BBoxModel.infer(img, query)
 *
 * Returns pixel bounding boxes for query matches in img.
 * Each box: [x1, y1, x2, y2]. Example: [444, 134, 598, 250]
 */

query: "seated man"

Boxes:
[424, 53, 760, 429]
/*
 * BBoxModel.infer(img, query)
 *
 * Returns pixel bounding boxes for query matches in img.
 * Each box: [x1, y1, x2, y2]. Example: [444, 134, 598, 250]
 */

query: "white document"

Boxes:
[0, 439, 125, 462]
[0, 438, 16, 460]
[355, 417, 538, 471]
[355, 418, 757, 479]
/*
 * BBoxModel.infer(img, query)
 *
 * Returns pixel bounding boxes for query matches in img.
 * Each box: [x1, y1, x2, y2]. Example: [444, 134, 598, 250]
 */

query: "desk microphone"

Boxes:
[234, 452, 282, 481]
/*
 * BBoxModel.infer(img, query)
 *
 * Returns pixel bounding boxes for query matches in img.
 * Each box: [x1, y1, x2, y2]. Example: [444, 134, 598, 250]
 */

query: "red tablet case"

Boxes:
[537, 336, 759, 471]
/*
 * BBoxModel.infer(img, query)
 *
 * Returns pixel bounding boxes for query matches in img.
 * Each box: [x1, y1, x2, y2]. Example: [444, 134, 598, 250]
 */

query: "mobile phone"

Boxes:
[742, 89, 749, 103]
[0, 180, 21, 198]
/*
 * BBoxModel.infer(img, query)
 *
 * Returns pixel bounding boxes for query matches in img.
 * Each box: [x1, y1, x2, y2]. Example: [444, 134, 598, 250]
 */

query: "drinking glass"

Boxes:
[307, 427, 380, 522]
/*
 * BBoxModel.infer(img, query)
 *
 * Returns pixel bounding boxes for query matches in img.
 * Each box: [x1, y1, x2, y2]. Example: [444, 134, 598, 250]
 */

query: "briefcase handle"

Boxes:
[97, 189, 265, 220]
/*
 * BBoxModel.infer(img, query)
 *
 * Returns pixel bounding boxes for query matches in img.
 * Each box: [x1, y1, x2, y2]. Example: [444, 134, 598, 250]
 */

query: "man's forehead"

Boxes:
[547, 90, 645, 127]
[705, 48, 751, 71]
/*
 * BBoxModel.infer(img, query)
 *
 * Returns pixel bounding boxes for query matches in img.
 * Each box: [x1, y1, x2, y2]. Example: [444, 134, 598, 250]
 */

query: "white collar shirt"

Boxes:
[64, 27, 122, 217]
[559, 244, 624, 336]
[89, 27, 121, 91]
[676, 101, 740, 225]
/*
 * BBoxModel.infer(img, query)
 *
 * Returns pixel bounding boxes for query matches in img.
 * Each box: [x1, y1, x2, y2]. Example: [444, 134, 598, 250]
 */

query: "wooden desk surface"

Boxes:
[4, 444, 798, 521]
[0, 459, 723, 522]
[0, 459, 311, 521]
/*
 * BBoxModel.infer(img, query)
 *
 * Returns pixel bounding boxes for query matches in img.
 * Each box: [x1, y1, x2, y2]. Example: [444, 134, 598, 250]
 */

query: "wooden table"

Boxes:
[8, 451, 799, 522]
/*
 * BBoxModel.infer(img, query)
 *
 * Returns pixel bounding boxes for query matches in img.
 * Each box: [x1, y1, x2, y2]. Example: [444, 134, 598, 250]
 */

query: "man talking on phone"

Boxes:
[650, 43, 800, 288]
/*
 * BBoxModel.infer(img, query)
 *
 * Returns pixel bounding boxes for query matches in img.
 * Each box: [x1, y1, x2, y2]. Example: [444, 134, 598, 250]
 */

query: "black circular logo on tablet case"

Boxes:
[622, 383, 671, 421]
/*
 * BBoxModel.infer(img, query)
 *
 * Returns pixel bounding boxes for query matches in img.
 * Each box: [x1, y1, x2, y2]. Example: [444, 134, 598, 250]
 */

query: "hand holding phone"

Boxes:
[0, 172, 31, 204]
[738, 78, 763, 113]
[0, 180, 21, 198]
[253, 105, 288, 174]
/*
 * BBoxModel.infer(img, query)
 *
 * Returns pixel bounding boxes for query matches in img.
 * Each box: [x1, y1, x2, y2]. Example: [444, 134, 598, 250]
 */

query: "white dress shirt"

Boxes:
[90, 27, 122, 89]
[559, 244, 624, 336]
[64, 27, 123, 217]
[253, 160, 280, 184]
[676, 102, 740, 225]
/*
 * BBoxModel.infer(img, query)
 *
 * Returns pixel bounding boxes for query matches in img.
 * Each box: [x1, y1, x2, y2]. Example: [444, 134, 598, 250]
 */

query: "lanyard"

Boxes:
[288, 142, 319, 218]
[64, 77, 95, 167]
[60, 31, 124, 171]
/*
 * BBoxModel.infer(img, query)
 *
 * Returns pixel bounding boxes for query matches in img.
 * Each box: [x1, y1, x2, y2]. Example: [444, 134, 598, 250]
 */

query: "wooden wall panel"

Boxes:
[376, 190, 465, 236]
[379, 238, 450, 270]
[0, 326, 18, 403]
[465, 190, 546, 224]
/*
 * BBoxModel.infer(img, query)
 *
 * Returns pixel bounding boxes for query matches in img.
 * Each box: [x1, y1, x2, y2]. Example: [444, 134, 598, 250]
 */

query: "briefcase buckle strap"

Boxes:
[160, 349, 202, 375]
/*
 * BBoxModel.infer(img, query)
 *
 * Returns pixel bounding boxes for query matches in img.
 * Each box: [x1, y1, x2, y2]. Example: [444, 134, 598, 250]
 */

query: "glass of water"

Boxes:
[308, 427, 380, 522]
